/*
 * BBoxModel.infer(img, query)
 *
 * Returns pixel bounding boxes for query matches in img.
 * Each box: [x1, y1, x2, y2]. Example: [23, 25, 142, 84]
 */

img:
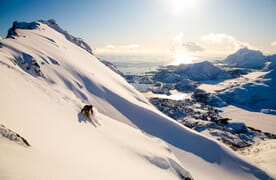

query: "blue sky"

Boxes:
[1, 0, 276, 57]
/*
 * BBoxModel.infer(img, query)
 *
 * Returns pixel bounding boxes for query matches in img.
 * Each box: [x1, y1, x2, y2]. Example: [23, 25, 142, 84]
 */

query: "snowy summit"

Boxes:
[0, 20, 273, 179]
[224, 48, 266, 69]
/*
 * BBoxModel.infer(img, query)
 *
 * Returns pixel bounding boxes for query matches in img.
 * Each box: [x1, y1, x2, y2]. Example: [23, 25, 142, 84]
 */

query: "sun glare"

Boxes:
[171, 0, 196, 15]
[171, 54, 195, 65]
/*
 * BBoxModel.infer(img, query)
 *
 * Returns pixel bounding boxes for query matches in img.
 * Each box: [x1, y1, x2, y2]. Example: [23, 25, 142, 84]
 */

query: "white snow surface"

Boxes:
[238, 139, 276, 178]
[0, 21, 273, 179]
[221, 105, 276, 135]
[40, 19, 93, 54]
[156, 61, 231, 81]
[224, 48, 266, 69]
[217, 70, 276, 110]
[174, 61, 229, 80]
[200, 66, 276, 112]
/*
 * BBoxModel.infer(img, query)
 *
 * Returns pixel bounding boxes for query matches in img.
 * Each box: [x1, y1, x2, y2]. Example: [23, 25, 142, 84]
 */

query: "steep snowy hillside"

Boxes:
[0, 20, 273, 179]
[224, 48, 265, 69]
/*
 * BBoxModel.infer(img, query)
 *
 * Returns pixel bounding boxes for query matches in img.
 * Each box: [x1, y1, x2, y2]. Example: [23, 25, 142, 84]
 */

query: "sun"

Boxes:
[170, 0, 196, 15]
[171, 53, 195, 65]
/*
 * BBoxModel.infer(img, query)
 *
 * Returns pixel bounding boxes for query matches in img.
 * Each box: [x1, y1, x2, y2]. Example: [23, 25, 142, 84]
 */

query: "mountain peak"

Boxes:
[224, 48, 265, 69]
[6, 21, 40, 38]
[6, 19, 93, 55]
[236, 47, 262, 55]
[40, 19, 93, 54]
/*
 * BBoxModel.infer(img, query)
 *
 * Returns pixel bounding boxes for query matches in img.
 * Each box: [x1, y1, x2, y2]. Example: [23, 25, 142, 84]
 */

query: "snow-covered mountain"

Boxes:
[175, 61, 231, 80]
[218, 55, 276, 112]
[154, 61, 230, 82]
[224, 48, 266, 69]
[0, 20, 272, 179]
[265, 54, 276, 70]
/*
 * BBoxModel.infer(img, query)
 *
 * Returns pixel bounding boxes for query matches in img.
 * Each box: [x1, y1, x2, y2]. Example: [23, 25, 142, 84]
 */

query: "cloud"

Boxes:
[201, 33, 249, 51]
[173, 32, 183, 44]
[182, 42, 204, 52]
[171, 32, 203, 53]
[198, 33, 252, 57]
[105, 45, 115, 49]
[119, 44, 140, 50]
[271, 41, 276, 46]
[170, 32, 251, 58]
[103, 44, 140, 50]
[95, 44, 141, 54]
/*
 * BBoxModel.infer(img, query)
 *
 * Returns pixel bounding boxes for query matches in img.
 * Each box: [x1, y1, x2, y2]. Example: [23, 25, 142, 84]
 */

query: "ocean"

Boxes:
[96, 54, 208, 98]
[97, 54, 174, 75]
[97, 54, 212, 75]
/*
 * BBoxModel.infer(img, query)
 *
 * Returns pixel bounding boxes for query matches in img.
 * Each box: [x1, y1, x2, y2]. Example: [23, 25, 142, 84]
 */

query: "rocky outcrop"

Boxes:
[40, 19, 93, 54]
[0, 124, 30, 147]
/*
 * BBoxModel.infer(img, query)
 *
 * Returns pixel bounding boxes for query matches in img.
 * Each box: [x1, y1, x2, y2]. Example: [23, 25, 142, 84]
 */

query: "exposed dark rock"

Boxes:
[7, 21, 39, 38]
[100, 60, 124, 77]
[0, 124, 30, 147]
[40, 19, 93, 54]
[149, 96, 276, 151]
[15, 53, 44, 77]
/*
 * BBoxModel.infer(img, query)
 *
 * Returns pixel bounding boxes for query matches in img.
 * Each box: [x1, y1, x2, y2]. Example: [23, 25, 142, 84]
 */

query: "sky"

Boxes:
[1, 0, 276, 60]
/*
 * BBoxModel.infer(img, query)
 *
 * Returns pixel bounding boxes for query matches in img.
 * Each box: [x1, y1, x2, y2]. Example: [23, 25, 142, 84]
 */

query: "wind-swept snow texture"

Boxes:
[0, 20, 273, 179]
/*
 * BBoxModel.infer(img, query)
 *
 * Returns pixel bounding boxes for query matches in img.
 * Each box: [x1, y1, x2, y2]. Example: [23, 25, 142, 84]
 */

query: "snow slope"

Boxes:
[217, 67, 276, 112]
[224, 48, 266, 69]
[0, 20, 272, 179]
[201, 53, 276, 112]
[174, 61, 231, 80]
[154, 61, 230, 82]
[221, 105, 276, 134]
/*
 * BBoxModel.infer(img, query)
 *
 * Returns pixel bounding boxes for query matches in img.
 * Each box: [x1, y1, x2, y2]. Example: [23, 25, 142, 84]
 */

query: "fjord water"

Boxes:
[97, 54, 173, 75]
[97, 54, 214, 75]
